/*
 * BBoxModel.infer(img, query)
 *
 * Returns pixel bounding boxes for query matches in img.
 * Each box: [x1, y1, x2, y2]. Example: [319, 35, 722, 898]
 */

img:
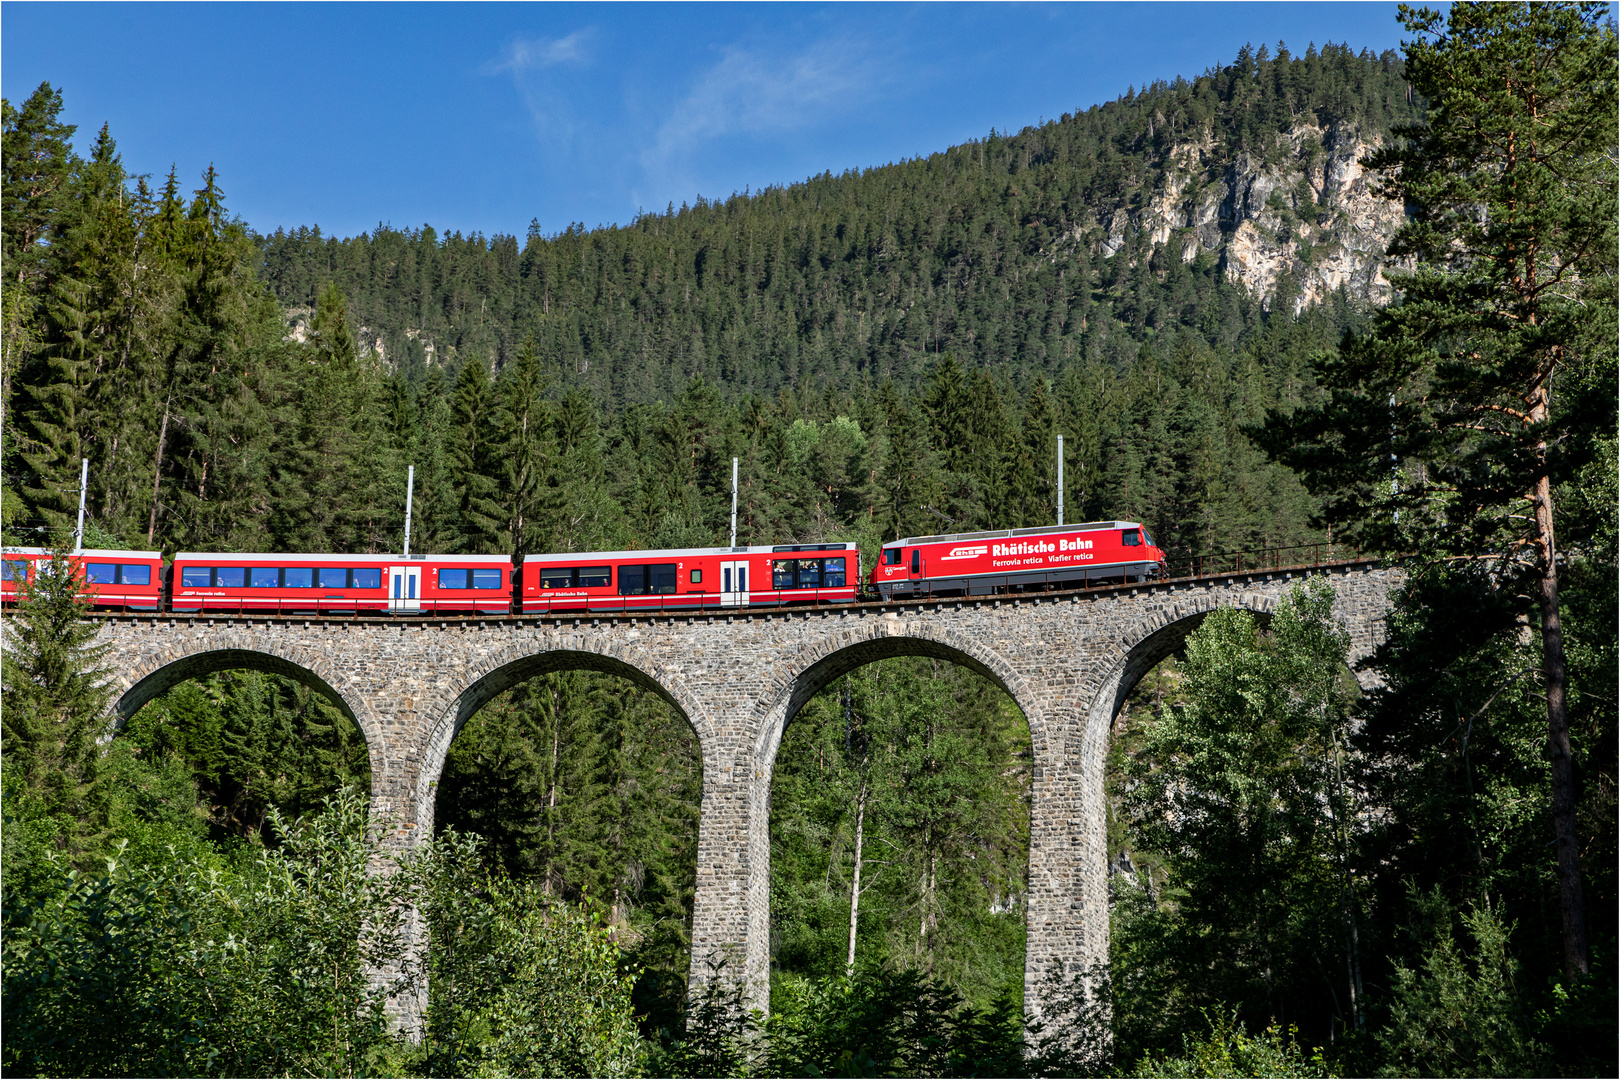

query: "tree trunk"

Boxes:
[846, 777, 867, 976]
[1533, 465, 1588, 978]
[146, 392, 171, 544]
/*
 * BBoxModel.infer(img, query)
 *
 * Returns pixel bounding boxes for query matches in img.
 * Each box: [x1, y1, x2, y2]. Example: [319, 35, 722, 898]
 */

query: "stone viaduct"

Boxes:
[87, 559, 1401, 1026]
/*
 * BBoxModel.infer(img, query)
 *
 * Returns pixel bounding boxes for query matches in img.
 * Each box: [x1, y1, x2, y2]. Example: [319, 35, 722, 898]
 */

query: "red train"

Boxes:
[869, 521, 1166, 600]
[1, 547, 166, 610]
[2, 523, 1164, 615]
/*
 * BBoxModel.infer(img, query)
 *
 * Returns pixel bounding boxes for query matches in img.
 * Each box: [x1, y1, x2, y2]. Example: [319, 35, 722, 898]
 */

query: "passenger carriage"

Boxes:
[519, 543, 859, 614]
[1, 546, 165, 611]
[169, 552, 513, 615]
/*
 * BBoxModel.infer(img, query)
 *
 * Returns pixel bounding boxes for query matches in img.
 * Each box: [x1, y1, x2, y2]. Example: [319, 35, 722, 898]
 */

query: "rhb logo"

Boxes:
[942, 546, 988, 560]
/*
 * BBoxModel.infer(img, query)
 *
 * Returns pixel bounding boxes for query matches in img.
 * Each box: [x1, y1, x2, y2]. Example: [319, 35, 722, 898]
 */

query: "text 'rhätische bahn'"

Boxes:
[2, 521, 1166, 616]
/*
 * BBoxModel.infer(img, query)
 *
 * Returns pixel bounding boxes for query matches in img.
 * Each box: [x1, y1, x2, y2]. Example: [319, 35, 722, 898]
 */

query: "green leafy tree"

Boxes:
[1256, 1, 1617, 978]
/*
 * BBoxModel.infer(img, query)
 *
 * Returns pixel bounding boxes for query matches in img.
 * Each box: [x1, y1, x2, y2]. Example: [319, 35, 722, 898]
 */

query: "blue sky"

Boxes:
[4, 2, 1409, 241]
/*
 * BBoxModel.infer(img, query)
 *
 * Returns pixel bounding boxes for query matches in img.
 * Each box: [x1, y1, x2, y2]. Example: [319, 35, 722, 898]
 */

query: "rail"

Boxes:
[1163, 542, 1369, 580]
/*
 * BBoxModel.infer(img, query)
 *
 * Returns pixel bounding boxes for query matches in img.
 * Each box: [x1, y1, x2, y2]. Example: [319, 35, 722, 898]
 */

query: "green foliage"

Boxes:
[1127, 1011, 1332, 1079]
[1, 544, 113, 844]
[407, 828, 645, 1079]
[3, 788, 409, 1078]
[1114, 580, 1363, 1049]
[769, 658, 1030, 1004]
[1375, 900, 1549, 1078]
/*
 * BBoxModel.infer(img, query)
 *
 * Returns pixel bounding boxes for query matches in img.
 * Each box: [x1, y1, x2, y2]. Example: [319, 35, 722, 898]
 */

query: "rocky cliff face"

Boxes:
[1085, 121, 1406, 313]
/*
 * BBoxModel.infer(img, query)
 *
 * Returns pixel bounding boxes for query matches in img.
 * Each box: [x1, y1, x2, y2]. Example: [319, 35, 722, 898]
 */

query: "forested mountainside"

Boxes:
[3, 43, 1417, 569]
[260, 42, 1417, 407]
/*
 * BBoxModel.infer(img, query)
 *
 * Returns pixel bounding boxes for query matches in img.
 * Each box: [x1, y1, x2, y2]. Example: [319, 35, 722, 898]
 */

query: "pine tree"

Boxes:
[1256, 1, 1617, 978]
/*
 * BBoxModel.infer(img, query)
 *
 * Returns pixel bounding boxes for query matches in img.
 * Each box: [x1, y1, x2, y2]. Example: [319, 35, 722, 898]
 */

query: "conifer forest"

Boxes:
[2, 5, 1615, 1076]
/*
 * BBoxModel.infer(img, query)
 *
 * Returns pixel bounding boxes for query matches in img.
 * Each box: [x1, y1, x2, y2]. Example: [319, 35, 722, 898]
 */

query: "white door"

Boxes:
[389, 565, 422, 612]
[720, 560, 749, 607]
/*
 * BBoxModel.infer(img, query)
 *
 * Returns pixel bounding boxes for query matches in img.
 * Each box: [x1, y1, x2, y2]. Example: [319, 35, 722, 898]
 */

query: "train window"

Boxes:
[1122, 529, 1141, 547]
[352, 568, 381, 589]
[284, 567, 315, 588]
[318, 567, 348, 589]
[119, 564, 152, 586]
[1143, 530, 1156, 547]
[649, 564, 677, 594]
[882, 548, 901, 565]
[86, 563, 118, 584]
[824, 557, 846, 587]
[214, 567, 246, 588]
[2, 560, 27, 582]
[181, 566, 213, 588]
[798, 560, 823, 588]
[772, 560, 796, 589]
[251, 566, 279, 588]
[439, 569, 470, 589]
[578, 567, 610, 588]
[910, 549, 920, 573]
[472, 569, 502, 590]
[690, 568, 702, 584]
[540, 567, 574, 589]
[619, 565, 646, 595]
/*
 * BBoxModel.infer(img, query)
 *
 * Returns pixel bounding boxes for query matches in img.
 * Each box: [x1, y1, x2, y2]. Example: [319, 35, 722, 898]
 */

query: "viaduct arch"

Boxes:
[80, 560, 1401, 1030]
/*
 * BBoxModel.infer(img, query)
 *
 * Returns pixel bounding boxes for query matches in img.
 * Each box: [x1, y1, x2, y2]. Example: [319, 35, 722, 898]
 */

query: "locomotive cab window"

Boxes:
[882, 548, 901, 565]
[2, 560, 28, 582]
[1122, 529, 1141, 547]
[214, 567, 245, 588]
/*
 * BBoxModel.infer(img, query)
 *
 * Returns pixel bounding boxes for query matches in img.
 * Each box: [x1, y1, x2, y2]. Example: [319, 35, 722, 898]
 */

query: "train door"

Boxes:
[720, 560, 749, 607]
[907, 547, 924, 589]
[389, 564, 421, 612]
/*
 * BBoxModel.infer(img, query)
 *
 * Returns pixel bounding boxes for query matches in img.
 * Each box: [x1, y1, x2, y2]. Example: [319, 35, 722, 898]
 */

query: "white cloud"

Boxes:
[645, 38, 876, 171]
[484, 31, 592, 75]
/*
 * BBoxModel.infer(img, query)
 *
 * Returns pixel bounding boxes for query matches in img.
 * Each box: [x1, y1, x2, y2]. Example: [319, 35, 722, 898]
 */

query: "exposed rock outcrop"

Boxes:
[1078, 121, 1407, 313]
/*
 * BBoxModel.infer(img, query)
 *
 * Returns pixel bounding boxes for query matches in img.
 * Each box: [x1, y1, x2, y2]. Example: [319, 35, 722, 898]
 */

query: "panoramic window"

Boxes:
[472, 569, 503, 590]
[577, 566, 611, 588]
[773, 560, 797, 589]
[86, 563, 118, 584]
[823, 557, 846, 587]
[352, 568, 381, 589]
[540, 567, 575, 589]
[214, 567, 246, 588]
[250, 566, 279, 588]
[284, 567, 314, 588]
[440, 569, 470, 589]
[2, 560, 28, 582]
[648, 564, 677, 594]
[118, 564, 152, 586]
[181, 566, 212, 588]
[318, 567, 348, 589]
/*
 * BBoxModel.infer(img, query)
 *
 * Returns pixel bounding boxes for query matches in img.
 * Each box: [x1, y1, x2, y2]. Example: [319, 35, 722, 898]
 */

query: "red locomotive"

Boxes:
[867, 521, 1166, 600]
[1, 546, 165, 610]
[518, 542, 859, 613]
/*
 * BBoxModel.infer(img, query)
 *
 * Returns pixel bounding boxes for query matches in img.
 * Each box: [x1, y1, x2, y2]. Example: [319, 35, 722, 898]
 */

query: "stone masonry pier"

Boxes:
[87, 560, 1401, 1027]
